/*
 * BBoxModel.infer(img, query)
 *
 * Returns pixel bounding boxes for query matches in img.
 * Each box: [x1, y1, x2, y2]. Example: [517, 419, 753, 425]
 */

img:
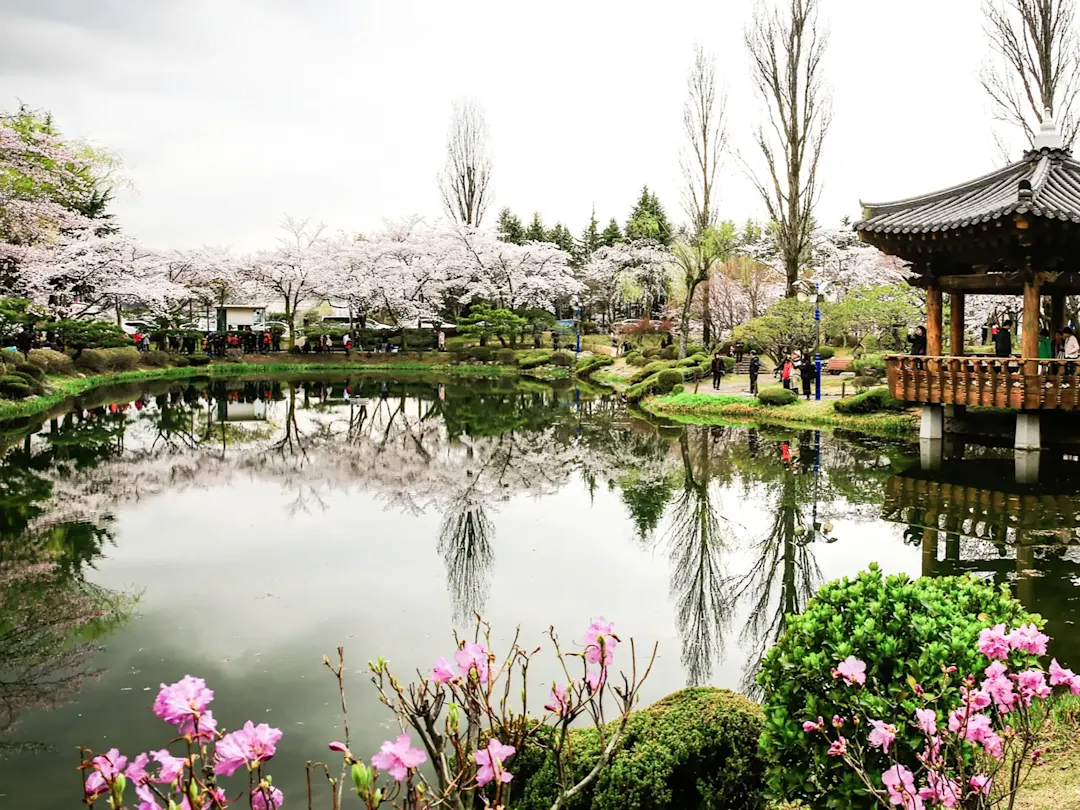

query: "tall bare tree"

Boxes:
[744, 0, 831, 298]
[981, 0, 1080, 150]
[438, 98, 493, 228]
[681, 44, 729, 238]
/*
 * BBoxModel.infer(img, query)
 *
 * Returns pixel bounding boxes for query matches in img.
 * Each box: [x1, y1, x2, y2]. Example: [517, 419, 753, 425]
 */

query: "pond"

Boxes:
[1, 374, 1079, 808]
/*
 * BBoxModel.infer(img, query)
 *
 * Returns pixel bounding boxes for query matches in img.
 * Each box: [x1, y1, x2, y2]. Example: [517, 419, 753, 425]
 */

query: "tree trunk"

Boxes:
[284, 299, 295, 349]
[701, 280, 712, 347]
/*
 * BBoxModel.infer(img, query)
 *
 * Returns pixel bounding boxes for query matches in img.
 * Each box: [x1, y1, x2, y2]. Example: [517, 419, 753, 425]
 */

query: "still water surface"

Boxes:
[1, 374, 1078, 808]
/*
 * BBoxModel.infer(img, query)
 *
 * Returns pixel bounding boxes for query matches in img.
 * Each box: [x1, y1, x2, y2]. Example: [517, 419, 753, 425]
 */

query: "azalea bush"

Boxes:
[77, 618, 654, 810]
[804, 624, 1080, 809]
[758, 567, 1039, 808]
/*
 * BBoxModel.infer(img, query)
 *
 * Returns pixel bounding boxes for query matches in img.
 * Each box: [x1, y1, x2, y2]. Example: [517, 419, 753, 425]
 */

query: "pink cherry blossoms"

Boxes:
[371, 733, 428, 782]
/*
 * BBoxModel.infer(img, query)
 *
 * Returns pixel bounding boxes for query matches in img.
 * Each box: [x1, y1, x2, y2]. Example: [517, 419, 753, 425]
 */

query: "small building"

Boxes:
[216, 304, 269, 332]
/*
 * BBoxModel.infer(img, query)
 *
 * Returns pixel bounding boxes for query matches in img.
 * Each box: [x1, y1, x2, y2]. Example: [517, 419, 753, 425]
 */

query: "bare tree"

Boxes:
[744, 0, 832, 298]
[981, 0, 1080, 149]
[438, 99, 493, 227]
[681, 44, 728, 238]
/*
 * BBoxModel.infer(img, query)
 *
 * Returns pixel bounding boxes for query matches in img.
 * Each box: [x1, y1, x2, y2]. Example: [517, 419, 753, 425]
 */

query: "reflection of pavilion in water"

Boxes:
[882, 451, 1080, 663]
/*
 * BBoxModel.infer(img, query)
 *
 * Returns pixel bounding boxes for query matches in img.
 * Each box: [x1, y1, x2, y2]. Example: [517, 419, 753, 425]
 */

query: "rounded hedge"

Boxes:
[757, 388, 798, 406]
[495, 348, 518, 365]
[851, 375, 878, 393]
[26, 348, 75, 376]
[550, 350, 576, 368]
[817, 347, 836, 360]
[655, 369, 683, 394]
[624, 351, 647, 367]
[0, 376, 32, 399]
[659, 345, 677, 360]
[758, 566, 1040, 809]
[188, 355, 212, 367]
[14, 363, 44, 381]
[518, 350, 553, 370]
[512, 687, 767, 810]
[468, 346, 493, 362]
[834, 387, 907, 415]
[630, 361, 674, 384]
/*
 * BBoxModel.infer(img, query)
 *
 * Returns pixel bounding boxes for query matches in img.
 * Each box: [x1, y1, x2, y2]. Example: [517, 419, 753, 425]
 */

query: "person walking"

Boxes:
[799, 354, 815, 400]
[995, 320, 1013, 357]
[711, 352, 726, 390]
[748, 351, 761, 394]
[437, 330, 446, 352]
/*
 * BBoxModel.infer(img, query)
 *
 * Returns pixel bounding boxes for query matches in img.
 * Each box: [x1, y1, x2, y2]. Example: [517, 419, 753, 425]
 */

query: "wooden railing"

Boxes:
[885, 355, 1080, 410]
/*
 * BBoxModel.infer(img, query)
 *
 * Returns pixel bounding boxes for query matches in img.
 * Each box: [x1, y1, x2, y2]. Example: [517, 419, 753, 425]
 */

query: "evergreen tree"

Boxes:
[547, 222, 575, 254]
[600, 218, 623, 247]
[524, 212, 547, 242]
[496, 207, 526, 244]
[625, 185, 673, 245]
[579, 206, 602, 261]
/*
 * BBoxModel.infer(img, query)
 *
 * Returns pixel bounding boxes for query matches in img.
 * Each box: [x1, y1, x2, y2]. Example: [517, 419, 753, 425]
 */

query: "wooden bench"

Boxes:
[826, 356, 853, 374]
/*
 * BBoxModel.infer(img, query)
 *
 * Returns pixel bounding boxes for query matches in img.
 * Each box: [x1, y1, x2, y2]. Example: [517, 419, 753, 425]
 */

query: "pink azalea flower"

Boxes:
[982, 665, 1017, 713]
[125, 753, 151, 786]
[584, 618, 618, 666]
[585, 665, 607, 692]
[834, 656, 866, 686]
[827, 737, 847, 757]
[214, 722, 283, 777]
[151, 750, 188, 785]
[802, 720, 819, 732]
[1017, 670, 1053, 704]
[832, 715, 845, 728]
[882, 765, 922, 809]
[454, 643, 490, 685]
[545, 684, 570, 715]
[978, 624, 1011, 661]
[919, 773, 960, 808]
[474, 738, 515, 787]
[84, 771, 109, 800]
[135, 782, 162, 810]
[178, 709, 217, 743]
[252, 785, 284, 810]
[1008, 624, 1049, 656]
[1050, 659, 1080, 695]
[92, 748, 128, 782]
[969, 775, 992, 795]
[431, 656, 457, 685]
[868, 720, 897, 753]
[153, 676, 214, 726]
[371, 733, 427, 782]
[962, 687, 992, 711]
[915, 708, 937, 736]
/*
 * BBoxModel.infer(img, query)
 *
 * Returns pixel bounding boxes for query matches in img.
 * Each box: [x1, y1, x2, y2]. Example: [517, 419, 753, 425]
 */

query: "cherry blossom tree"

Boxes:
[317, 236, 383, 328]
[370, 217, 456, 327]
[810, 227, 910, 296]
[582, 240, 673, 324]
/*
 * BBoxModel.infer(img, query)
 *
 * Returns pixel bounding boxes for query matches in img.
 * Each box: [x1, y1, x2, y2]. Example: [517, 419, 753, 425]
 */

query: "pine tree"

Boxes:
[524, 212, 547, 243]
[600, 218, 623, 247]
[547, 222, 575, 254]
[625, 186, 673, 245]
[579, 206, 602, 257]
[496, 207, 526, 244]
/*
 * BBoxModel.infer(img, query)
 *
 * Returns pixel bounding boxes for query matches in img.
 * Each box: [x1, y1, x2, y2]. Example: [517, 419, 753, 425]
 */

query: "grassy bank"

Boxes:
[644, 391, 918, 437]
[0, 359, 517, 421]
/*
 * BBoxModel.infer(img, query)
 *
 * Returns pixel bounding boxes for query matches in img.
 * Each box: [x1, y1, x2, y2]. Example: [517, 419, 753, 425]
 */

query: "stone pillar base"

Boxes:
[920, 405, 944, 441]
[1015, 413, 1041, 451]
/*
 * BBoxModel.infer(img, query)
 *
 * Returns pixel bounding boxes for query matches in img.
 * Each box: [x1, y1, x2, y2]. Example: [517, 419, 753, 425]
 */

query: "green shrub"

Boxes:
[851, 375, 878, 394]
[574, 354, 614, 378]
[723, 356, 736, 372]
[759, 566, 1040, 809]
[26, 348, 75, 376]
[171, 354, 191, 367]
[659, 345, 676, 360]
[141, 350, 171, 368]
[671, 384, 685, 395]
[630, 361, 673, 384]
[549, 350, 575, 368]
[626, 376, 659, 403]
[0, 375, 32, 399]
[0, 348, 22, 367]
[851, 354, 885, 378]
[4, 370, 43, 394]
[757, 387, 798, 406]
[817, 346, 836, 360]
[14, 363, 44, 381]
[512, 688, 766, 810]
[188, 355, 212, 367]
[690, 352, 709, 364]
[75, 347, 141, 373]
[676, 357, 698, 368]
[495, 348, 518, 365]
[833, 386, 908, 415]
[655, 369, 683, 394]
[468, 346, 493, 362]
[624, 352, 646, 367]
[643, 347, 661, 359]
[686, 343, 704, 356]
[517, 350, 553, 370]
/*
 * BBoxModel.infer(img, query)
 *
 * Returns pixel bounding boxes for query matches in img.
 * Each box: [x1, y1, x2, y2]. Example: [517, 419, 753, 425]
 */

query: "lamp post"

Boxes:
[573, 296, 582, 357]
[815, 283, 822, 401]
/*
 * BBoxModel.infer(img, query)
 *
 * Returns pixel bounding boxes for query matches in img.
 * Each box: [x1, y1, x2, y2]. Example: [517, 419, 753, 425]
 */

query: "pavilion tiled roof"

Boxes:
[855, 146, 1080, 235]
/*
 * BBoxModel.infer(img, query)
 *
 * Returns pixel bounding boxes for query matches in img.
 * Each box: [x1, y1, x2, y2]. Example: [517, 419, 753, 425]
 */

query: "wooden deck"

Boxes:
[886, 355, 1080, 410]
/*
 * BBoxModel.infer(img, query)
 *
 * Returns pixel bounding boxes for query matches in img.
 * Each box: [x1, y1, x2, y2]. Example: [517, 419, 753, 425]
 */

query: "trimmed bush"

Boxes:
[671, 384, 685, 395]
[643, 347, 662, 359]
[759, 566, 1040, 809]
[659, 345, 677, 360]
[512, 688, 767, 810]
[0, 375, 32, 399]
[468, 346, 493, 362]
[170, 354, 191, 367]
[549, 350, 575, 368]
[495, 348, 518, 365]
[26, 348, 75, 376]
[626, 376, 659, 403]
[851, 354, 885, 378]
[630, 361, 674, 384]
[14, 363, 44, 381]
[75, 347, 141, 373]
[655, 369, 683, 394]
[517, 350, 553, 370]
[188, 355, 212, 367]
[851, 375, 878, 394]
[624, 351, 647, 367]
[141, 350, 171, 368]
[574, 354, 614, 378]
[817, 346, 836, 360]
[757, 387, 798, 406]
[690, 352, 709, 364]
[834, 386, 907, 415]
[723, 356, 736, 372]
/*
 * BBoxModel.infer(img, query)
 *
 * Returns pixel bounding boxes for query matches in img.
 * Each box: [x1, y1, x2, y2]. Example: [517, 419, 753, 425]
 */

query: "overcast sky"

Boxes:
[0, 0, 1021, 251]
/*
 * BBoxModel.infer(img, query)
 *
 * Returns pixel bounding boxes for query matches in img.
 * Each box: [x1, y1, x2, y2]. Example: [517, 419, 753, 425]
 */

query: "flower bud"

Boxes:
[372, 788, 382, 805]
[352, 763, 372, 795]
[111, 774, 127, 808]
[448, 702, 460, 731]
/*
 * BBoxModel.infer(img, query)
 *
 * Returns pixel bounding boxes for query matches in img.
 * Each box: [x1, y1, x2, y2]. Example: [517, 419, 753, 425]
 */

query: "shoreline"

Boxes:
[0, 359, 522, 421]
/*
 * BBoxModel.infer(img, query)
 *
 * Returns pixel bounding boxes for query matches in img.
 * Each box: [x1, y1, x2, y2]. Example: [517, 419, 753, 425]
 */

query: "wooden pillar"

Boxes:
[1051, 293, 1067, 333]
[926, 285, 943, 356]
[1022, 278, 1041, 358]
[949, 293, 965, 356]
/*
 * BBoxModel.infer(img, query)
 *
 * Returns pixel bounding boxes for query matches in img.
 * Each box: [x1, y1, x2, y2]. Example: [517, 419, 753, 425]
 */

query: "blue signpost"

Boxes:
[575, 304, 582, 356]
[814, 283, 822, 401]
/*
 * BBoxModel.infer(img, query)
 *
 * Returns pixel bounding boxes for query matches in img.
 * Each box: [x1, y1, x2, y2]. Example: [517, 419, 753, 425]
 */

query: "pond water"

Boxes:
[2, 374, 1079, 808]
